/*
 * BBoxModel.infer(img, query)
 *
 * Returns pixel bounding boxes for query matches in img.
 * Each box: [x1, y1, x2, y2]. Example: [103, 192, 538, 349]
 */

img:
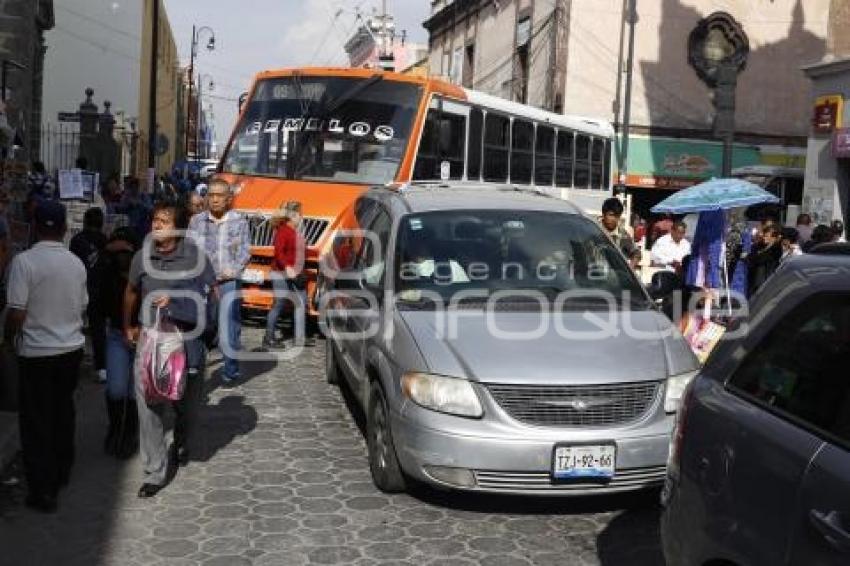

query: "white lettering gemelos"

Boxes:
[246, 117, 394, 142]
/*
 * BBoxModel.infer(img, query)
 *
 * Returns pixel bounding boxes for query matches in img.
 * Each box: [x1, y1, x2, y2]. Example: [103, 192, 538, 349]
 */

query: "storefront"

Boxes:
[801, 58, 850, 234]
[617, 135, 762, 220]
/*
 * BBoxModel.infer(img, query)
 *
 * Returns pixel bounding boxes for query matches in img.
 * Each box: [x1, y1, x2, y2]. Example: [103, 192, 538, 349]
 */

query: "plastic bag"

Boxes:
[140, 307, 187, 403]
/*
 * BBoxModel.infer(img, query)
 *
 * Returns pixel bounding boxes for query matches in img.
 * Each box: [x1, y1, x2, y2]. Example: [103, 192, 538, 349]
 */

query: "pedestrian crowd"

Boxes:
[605, 199, 847, 300]
[1, 160, 311, 512]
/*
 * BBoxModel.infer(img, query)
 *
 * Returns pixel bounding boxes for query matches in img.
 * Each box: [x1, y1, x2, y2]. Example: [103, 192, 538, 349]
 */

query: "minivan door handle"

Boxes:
[810, 510, 850, 554]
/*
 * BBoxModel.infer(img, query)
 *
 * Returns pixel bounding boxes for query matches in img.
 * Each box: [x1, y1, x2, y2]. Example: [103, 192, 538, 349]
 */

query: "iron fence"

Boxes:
[39, 123, 80, 174]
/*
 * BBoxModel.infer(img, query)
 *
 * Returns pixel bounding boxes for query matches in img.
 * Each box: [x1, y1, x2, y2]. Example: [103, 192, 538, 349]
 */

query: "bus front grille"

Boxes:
[246, 215, 330, 248]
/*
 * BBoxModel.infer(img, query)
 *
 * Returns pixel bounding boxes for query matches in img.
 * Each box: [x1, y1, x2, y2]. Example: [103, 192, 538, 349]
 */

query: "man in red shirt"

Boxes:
[264, 201, 314, 349]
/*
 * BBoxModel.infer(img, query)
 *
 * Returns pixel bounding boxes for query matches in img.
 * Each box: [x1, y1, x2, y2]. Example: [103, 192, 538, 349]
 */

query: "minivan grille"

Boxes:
[485, 381, 660, 427]
[474, 465, 666, 493]
[246, 215, 329, 247]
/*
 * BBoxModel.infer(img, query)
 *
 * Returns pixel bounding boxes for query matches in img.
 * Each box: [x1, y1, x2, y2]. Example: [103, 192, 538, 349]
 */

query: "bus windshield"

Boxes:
[222, 75, 423, 185]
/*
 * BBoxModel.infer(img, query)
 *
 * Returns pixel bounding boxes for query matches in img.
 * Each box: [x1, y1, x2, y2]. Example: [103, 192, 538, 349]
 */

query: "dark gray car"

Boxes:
[661, 244, 850, 565]
[320, 183, 698, 495]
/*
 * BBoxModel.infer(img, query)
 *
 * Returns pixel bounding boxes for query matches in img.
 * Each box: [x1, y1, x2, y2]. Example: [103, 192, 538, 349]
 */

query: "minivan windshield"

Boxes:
[393, 210, 650, 309]
[221, 76, 422, 185]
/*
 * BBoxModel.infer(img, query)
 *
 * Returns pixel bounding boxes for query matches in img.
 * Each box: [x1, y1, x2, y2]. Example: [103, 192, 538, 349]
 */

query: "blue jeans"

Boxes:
[265, 273, 306, 344]
[218, 280, 242, 380]
[105, 327, 135, 400]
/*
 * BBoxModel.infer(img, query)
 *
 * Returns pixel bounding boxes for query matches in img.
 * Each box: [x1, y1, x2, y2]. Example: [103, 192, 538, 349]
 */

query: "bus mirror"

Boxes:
[238, 92, 248, 112]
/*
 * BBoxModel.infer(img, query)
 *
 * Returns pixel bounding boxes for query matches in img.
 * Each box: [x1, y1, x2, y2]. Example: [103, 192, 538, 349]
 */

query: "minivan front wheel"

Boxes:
[367, 381, 406, 493]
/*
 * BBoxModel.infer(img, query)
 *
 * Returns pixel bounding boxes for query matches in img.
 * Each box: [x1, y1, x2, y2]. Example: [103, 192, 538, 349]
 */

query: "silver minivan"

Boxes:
[320, 183, 699, 495]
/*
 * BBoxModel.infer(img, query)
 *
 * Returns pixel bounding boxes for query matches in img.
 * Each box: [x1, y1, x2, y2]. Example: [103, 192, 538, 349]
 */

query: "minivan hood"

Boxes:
[399, 309, 688, 385]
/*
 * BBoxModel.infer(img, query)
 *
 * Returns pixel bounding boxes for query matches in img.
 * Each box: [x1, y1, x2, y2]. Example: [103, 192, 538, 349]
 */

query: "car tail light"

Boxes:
[668, 379, 696, 481]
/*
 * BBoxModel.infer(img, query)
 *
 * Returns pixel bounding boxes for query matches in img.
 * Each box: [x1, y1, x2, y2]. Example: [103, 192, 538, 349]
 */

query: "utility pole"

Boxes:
[148, 0, 159, 169]
[376, 0, 394, 71]
[547, 5, 560, 112]
[618, 0, 637, 195]
[197, 74, 202, 164]
[613, 0, 628, 128]
[186, 25, 195, 159]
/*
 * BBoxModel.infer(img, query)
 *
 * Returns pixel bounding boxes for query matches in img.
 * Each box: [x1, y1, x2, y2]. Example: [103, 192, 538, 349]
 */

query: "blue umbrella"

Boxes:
[651, 178, 780, 214]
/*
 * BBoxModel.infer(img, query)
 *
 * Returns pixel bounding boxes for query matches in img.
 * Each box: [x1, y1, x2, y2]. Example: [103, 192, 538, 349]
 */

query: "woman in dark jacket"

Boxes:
[93, 226, 141, 458]
[747, 225, 782, 297]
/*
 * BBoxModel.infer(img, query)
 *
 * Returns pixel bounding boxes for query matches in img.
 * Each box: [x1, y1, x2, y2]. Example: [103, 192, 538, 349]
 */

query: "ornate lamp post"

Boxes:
[688, 12, 749, 177]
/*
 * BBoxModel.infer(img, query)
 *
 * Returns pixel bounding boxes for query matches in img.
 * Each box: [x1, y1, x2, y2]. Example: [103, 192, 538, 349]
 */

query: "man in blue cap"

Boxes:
[4, 200, 88, 513]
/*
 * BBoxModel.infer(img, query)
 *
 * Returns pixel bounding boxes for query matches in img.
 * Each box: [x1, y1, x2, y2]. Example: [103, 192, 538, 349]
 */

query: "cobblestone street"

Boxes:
[0, 331, 664, 566]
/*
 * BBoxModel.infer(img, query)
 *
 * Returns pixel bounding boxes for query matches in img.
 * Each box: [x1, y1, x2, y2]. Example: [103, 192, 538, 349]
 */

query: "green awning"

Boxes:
[616, 135, 761, 189]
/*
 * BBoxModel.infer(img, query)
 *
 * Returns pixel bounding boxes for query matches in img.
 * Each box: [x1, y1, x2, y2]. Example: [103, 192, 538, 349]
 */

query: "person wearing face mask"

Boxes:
[746, 224, 782, 297]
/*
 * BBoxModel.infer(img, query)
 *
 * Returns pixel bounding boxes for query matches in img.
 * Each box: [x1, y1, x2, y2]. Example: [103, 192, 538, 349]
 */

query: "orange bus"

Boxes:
[217, 67, 615, 310]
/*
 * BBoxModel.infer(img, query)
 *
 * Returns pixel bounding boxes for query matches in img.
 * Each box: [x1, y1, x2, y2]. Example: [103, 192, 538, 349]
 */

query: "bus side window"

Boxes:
[591, 138, 605, 189]
[467, 108, 483, 181]
[440, 113, 466, 180]
[555, 130, 574, 188]
[413, 110, 440, 180]
[511, 120, 534, 184]
[483, 114, 510, 182]
[535, 125, 555, 187]
[574, 134, 590, 189]
[785, 177, 804, 206]
[603, 139, 611, 190]
[412, 109, 466, 180]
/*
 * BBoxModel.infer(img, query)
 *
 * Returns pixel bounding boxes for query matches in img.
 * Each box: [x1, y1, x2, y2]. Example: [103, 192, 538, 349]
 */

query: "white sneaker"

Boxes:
[96, 369, 107, 383]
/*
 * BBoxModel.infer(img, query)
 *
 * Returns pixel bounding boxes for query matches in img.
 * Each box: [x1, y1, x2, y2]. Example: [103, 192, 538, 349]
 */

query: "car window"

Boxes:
[393, 209, 649, 309]
[358, 207, 392, 287]
[727, 293, 850, 448]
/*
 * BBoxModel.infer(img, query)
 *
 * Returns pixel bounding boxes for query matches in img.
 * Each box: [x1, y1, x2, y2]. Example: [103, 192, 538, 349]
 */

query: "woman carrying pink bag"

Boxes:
[123, 200, 217, 499]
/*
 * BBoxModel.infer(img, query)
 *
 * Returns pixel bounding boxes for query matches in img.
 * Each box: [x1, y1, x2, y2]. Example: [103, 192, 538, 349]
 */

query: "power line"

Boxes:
[52, 25, 141, 63]
[55, 5, 142, 41]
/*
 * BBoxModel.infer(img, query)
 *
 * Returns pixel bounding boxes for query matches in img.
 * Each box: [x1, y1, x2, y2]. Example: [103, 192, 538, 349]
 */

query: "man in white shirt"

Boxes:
[4, 200, 87, 513]
[651, 221, 691, 274]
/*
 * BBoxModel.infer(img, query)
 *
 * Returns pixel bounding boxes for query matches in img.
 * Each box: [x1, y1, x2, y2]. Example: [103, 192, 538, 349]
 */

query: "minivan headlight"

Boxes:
[401, 372, 483, 418]
[665, 370, 699, 413]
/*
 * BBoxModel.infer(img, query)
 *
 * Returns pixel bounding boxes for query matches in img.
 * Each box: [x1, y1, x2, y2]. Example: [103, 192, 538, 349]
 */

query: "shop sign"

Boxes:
[833, 128, 850, 159]
[813, 94, 843, 133]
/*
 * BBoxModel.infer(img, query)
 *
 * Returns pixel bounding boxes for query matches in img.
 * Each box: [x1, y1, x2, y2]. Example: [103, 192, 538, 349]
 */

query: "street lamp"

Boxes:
[185, 25, 215, 159]
[687, 12, 749, 176]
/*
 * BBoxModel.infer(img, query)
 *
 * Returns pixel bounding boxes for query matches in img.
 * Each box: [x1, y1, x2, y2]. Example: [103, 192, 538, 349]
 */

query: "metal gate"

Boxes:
[39, 123, 80, 173]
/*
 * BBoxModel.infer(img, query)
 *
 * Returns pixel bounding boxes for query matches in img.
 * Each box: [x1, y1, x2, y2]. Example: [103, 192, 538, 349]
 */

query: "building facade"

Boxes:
[425, 0, 830, 215]
[0, 0, 54, 162]
[138, 0, 185, 178]
[799, 0, 850, 234]
[801, 58, 850, 231]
